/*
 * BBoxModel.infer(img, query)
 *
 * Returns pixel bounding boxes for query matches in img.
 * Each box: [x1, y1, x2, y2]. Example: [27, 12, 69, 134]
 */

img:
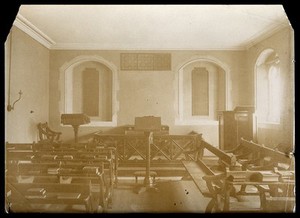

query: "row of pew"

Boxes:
[5, 141, 118, 213]
[192, 138, 295, 212]
[5, 137, 295, 213]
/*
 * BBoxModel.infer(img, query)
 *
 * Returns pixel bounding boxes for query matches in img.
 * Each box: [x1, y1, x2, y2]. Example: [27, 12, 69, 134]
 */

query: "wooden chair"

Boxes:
[37, 122, 62, 147]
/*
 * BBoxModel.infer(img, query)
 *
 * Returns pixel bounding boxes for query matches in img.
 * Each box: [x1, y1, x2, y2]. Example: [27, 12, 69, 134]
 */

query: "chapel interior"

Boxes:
[4, 5, 295, 213]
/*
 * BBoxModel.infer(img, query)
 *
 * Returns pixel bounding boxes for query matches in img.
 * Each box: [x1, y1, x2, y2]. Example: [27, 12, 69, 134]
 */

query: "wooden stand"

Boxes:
[135, 131, 159, 194]
[71, 124, 79, 144]
[61, 113, 90, 143]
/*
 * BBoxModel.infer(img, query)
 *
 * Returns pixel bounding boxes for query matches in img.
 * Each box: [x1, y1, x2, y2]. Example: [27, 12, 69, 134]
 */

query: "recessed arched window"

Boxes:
[255, 49, 281, 124]
[177, 59, 226, 124]
[72, 61, 112, 121]
[60, 56, 118, 126]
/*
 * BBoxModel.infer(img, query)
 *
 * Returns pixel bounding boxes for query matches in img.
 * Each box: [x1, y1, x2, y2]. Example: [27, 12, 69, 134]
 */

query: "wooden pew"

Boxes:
[7, 183, 96, 212]
[182, 138, 241, 196]
[226, 138, 294, 171]
[199, 140, 240, 169]
[37, 148, 117, 187]
[189, 139, 241, 177]
[5, 142, 116, 212]
[6, 142, 118, 187]
[37, 142, 118, 185]
[84, 142, 118, 186]
[202, 167, 295, 213]
[6, 154, 114, 204]
[6, 165, 108, 213]
[6, 142, 33, 150]
[223, 138, 295, 195]
[182, 138, 295, 212]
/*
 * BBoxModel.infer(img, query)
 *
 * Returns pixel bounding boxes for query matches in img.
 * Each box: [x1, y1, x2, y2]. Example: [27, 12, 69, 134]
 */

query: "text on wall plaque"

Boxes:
[121, 53, 171, 71]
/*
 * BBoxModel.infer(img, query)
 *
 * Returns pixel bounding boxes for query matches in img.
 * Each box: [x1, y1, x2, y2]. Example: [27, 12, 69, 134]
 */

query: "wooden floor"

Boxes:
[106, 177, 210, 213]
[7, 177, 210, 213]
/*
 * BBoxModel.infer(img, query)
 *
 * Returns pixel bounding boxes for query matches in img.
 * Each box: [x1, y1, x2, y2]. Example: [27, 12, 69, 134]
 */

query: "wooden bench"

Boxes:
[223, 138, 295, 195]
[5, 142, 116, 213]
[182, 138, 295, 212]
[182, 139, 241, 195]
[9, 157, 115, 199]
[6, 142, 118, 187]
[7, 183, 97, 212]
[202, 167, 295, 212]
[198, 139, 241, 172]
[81, 142, 118, 186]
[226, 138, 294, 171]
[6, 165, 108, 213]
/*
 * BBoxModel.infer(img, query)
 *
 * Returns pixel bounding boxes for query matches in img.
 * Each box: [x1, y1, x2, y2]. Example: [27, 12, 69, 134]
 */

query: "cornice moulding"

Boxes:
[13, 13, 289, 51]
[13, 14, 55, 49]
[51, 43, 246, 51]
[245, 22, 290, 50]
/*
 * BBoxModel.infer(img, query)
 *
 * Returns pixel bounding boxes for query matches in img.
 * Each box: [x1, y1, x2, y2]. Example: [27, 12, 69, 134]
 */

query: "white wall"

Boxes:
[5, 26, 50, 143]
[7, 26, 293, 149]
[49, 50, 246, 147]
[246, 27, 294, 148]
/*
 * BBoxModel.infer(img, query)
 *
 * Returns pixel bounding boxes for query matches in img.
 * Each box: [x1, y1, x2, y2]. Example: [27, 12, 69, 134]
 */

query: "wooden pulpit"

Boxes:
[61, 113, 90, 143]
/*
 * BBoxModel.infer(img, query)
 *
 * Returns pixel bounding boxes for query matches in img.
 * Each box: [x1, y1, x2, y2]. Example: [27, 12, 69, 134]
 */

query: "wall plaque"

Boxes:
[121, 53, 171, 71]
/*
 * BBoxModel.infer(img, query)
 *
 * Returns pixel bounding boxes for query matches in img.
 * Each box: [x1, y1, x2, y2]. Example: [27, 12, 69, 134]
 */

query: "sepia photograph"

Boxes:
[4, 4, 295, 213]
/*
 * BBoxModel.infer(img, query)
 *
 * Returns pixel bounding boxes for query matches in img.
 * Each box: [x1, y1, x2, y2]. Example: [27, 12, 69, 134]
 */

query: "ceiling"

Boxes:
[13, 4, 291, 50]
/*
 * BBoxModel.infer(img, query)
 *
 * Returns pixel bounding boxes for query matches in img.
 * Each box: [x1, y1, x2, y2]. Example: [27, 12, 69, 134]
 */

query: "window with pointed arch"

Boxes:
[256, 50, 281, 124]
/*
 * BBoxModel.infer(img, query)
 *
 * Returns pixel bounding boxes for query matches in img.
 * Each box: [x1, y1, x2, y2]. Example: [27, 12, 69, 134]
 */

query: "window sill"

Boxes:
[257, 122, 281, 129]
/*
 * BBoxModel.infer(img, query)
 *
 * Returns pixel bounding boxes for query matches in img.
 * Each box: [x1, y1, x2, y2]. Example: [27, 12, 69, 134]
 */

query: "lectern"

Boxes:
[134, 116, 161, 194]
[61, 113, 90, 143]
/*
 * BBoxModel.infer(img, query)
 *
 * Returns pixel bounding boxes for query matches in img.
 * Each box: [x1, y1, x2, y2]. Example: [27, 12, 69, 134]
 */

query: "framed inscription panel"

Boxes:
[121, 53, 171, 71]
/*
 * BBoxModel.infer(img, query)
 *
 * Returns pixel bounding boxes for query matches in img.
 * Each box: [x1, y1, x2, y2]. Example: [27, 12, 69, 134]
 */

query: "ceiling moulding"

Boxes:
[13, 14, 55, 49]
[14, 12, 289, 51]
[244, 22, 290, 50]
[51, 43, 246, 51]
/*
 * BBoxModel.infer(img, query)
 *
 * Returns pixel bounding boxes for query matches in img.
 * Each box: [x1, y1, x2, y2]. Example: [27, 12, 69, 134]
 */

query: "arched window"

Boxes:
[177, 59, 226, 124]
[60, 56, 118, 126]
[255, 49, 281, 124]
[72, 61, 112, 121]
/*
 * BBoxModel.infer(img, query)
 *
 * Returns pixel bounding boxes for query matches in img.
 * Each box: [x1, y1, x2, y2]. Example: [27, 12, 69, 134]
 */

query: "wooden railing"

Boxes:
[93, 133, 202, 162]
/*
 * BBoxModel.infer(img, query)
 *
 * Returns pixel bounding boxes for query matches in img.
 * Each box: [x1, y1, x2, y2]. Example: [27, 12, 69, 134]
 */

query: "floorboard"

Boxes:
[107, 178, 210, 213]
[182, 161, 211, 195]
